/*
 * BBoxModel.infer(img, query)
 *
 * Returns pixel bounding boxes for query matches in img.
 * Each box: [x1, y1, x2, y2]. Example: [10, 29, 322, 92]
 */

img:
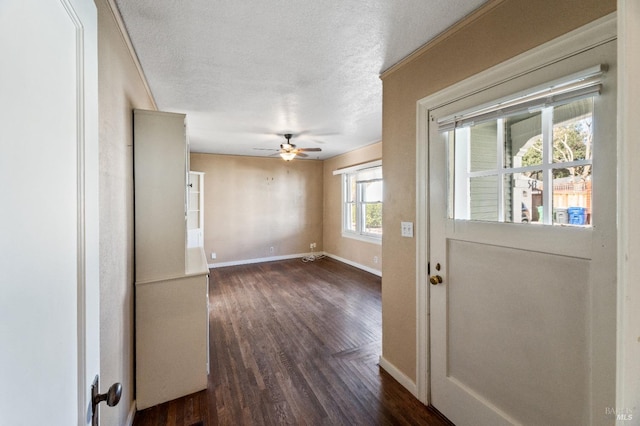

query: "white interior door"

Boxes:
[426, 37, 617, 425]
[0, 1, 99, 425]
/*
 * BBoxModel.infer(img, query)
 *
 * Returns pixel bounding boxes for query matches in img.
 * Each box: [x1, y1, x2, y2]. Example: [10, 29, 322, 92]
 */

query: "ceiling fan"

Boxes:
[254, 133, 322, 161]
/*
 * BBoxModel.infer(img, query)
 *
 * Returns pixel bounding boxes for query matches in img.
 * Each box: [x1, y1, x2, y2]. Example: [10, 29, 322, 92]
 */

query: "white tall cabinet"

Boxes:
[133, 109, 209, 410]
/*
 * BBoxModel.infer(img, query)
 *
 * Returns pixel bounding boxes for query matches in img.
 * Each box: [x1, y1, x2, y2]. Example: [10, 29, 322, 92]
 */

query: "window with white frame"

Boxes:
[336, 162, 383, 242]
[439, 66, 602, 227]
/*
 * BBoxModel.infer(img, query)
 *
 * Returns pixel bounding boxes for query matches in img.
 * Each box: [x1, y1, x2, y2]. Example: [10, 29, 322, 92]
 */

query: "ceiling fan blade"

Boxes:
[297, 147, 322, 152]
[295, 152, 308, 158]
[253, 147, 280, 151]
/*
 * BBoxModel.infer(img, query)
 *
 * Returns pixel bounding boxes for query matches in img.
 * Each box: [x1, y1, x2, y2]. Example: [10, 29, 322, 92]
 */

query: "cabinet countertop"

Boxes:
[135, 247, 209, 286]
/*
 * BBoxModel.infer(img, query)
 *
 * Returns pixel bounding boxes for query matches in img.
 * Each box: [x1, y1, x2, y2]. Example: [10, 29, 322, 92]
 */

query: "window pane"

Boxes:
[447, 131, 455, 219]
[362, 180, 382, 202]
[345, 202, 356, 231]
[506, 110, 543, 168]
[552, 98, 594, 165]
[526, 171, 544, 223]
[470, 175, 498, 221]
[189, 192, 199, 209]
[357, 166, 382, 181]
[551, 98, 593, 226]
[469, 121, 497, 172]
[347, 175, 356, 202]
[449, 78, 598, 227]
[505, 172, 542, 224]
[553, 171, 592, 226]
[363, 203, 382, 235]
[343, 165, 383, 239]
[503, 173, 514, 223]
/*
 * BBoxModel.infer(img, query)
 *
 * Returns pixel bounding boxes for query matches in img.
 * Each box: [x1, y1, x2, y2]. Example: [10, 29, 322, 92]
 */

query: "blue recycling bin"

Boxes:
[568, 207, 586, 225]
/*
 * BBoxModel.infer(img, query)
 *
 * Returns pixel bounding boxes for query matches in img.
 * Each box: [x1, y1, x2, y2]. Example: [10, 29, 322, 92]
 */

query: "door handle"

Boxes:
[429, 275, 443, 285]
[91, 375, 122, 426]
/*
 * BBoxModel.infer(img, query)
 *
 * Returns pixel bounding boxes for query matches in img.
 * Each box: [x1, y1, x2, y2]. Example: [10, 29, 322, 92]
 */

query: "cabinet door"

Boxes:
[187, 172, 204, 247]
[134, 109, 187, 281]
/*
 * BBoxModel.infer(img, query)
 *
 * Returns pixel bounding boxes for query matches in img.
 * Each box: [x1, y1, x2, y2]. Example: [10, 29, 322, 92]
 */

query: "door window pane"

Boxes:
[552, 98, 593, 164]
[553, 174, 592, 225]
[551, 98, 593, 225]
[450, 95, 594, 227]
[470, 175, 498, 221]
[469, 121, 497, 172]
[507, 110, 543, 168]
[504, 172, 543, 224]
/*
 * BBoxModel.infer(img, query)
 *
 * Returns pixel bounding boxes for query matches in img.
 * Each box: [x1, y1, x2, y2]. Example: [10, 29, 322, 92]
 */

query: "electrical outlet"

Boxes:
[373, 256, 379, 264]
[211, 252, 217, 260]
[310, 242, 316, 249]
[269, 246, 274, 254]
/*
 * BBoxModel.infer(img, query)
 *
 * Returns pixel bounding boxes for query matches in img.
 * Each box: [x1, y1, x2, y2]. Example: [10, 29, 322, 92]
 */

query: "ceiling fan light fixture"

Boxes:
[280, 151, 296, 161]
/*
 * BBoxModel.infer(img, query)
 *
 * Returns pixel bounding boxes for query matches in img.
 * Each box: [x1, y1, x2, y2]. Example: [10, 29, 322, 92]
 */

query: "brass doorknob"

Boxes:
[429, 275, 443, 285]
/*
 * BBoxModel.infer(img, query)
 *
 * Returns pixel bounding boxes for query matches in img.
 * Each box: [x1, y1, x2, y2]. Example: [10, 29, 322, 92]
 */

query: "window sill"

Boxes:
[342, 232, 382, 245]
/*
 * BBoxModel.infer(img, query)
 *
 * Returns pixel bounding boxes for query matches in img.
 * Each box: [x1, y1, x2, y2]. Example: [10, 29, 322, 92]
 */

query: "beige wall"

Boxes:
[380, 0, 616, 380]
[97, 0, 155, 423]
[192, 142, 382, 271]
[323, 142, 382, 274]
[190, 154, 324, 264]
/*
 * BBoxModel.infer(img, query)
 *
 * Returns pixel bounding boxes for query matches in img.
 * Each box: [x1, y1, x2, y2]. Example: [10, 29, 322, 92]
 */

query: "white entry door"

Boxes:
[424, 30, 617, 425]
[0, 1, 99, 425]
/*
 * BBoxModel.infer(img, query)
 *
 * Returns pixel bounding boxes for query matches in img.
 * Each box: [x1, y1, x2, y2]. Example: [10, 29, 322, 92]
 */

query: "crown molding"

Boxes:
[103, 0, 157, 109]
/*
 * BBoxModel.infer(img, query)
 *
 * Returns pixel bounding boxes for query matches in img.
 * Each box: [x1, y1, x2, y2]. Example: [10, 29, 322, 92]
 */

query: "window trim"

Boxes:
[336, 161, 383, 244]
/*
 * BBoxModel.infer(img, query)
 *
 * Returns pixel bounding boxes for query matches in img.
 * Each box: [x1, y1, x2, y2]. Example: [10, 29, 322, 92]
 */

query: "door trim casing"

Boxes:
[415, 12, 617, 406]
[616, 0, 640, 416]
[61, 0, 100, 423]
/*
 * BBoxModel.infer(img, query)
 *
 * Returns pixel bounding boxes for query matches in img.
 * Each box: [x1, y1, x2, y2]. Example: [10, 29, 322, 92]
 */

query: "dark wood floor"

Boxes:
[134, 258, 452, 426]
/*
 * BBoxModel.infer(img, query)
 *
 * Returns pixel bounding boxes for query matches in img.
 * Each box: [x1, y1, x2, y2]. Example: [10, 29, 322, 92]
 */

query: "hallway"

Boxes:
[134, 258, 450, 425]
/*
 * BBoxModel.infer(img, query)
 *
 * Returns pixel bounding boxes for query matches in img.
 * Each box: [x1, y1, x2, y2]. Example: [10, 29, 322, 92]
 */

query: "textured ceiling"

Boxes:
[114, 0, 487, 160]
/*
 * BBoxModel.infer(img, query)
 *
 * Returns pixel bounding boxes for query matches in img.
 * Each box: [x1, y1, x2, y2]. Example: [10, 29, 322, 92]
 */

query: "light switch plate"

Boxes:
[401, 221, 414, 237]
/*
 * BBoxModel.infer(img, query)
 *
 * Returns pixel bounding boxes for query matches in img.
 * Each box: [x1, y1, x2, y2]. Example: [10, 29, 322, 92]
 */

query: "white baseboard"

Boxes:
[208, 252, 317, 269]
[208, 251, 382, 277]
[378, 355, 418, 398]
[324, 252, 382, 277]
